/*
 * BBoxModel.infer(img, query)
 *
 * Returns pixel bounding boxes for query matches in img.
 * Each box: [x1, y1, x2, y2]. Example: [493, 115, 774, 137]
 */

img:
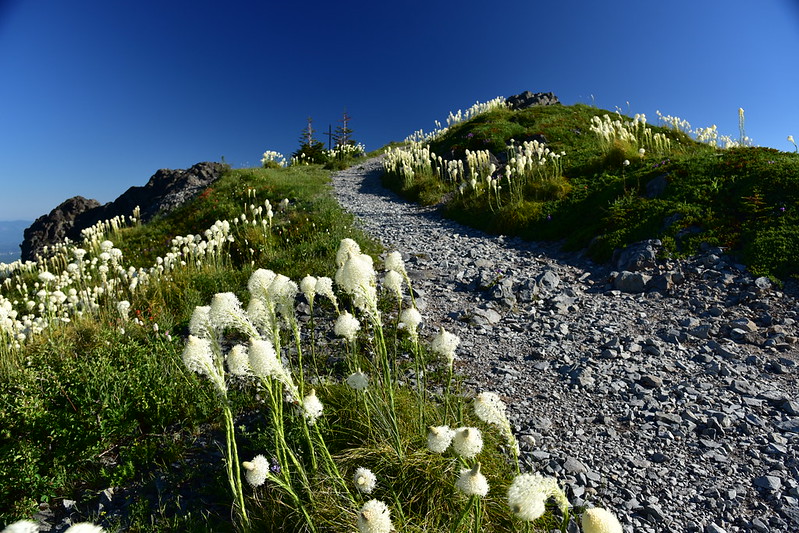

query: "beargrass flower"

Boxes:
[300, 275, 317, 303]
[398, 307, 422, 339]
[357, 499, 393, 533]
[507, 472, 567, 521]
[315, 276, 337, 309]
[452, 427, 483, 459]
[346, 370, 369, 390]
[353, 467, 377, 494]
[427, 425, 455, 453]
[226, 344, 251, 376]
[248, 268, 277, 299]
[116, 300, 130, 321]
[334, 311, 360, 342]
[336, 252, 378, 315]
[431, 327, 459, 366]
[2, 520, 39, 533]
[382, 270, 404, 300]
[269, 274, 298, 317]
[209, 292, 254, 334]
[302, 389, 323, 424]
[336, 238, 361, 267]
[242, 454, 270, 487]
[473, 391, 508, 427]
[182, 335, 225, 393]
[581, 507, 623, 533]
[248, 338, 295, 395]
[384, 251, 407, 276]
[456, 462, 489, 497]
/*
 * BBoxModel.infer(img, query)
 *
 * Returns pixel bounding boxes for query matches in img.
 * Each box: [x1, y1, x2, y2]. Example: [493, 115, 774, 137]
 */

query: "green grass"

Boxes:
[383, 103, 799, 280]
[0, 162, 574, 532]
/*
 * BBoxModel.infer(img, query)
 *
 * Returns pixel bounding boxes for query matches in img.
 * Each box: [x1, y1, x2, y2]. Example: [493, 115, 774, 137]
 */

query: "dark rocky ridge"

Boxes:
[21, 162, 227, 261]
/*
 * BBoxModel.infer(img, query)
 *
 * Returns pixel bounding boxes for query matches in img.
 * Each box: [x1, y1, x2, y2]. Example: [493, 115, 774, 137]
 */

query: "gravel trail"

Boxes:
[331, 156, 799, 533]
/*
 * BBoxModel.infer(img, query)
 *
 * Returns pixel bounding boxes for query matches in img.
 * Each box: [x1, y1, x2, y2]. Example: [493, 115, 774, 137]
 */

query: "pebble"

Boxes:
[331, 157, 799, 532]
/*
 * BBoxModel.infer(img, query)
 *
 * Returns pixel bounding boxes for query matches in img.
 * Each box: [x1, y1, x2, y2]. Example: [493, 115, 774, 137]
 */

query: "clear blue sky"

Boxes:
[1, 0, 798, 221]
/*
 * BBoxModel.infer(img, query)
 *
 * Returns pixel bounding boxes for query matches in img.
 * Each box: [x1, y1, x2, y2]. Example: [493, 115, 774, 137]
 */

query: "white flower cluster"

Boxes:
[404, 96, 506, 144]
[474, 391, 520, 457]
[353, 466, 377, 494]
[455, 462, 489, 497]
[0, 203, 251, 354]
[657, 109, 753, 149]
[590, 113, 671, 156]
[507, 472, 569, 522]
[581, 507, 624, 533]
[430, 327, 459, 368]
[242, 454, 270, 487]
[334, 239, 378, 317]
[426, 425, 483, 459]
[357, 499, 393, 533]
[506, 139, 565, 186]
[261, 150, 287, 167]
[325, 142, 366, 160]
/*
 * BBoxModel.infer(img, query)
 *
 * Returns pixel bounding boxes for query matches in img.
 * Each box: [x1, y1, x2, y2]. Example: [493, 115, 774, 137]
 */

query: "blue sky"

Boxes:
[1, 0, 798, 222]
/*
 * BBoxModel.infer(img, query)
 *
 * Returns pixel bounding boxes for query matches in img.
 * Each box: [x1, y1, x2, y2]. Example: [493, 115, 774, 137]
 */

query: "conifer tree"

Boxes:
[292, 116, 327, 164]
[333, 110, 355, 148]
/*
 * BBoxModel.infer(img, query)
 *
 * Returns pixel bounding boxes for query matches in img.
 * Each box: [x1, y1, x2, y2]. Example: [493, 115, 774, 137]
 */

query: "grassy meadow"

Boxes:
[383, 102, 799, 280]
[0, 157, 583, 532]
[3, 96, 796, 532]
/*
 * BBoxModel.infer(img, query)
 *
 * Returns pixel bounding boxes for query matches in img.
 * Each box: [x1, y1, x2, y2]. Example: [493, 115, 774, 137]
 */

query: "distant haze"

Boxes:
[0, 221, 31, 263]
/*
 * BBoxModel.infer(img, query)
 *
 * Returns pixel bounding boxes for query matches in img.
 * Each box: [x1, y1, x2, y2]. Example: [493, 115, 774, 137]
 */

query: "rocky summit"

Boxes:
[332, 156, 799, 533]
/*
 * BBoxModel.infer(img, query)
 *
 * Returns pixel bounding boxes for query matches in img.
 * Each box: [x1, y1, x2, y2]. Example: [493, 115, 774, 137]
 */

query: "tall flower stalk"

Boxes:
[182, 330, 249, 528]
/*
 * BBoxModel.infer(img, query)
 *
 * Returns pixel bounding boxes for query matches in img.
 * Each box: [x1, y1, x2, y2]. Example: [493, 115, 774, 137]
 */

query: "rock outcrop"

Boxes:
[20, 196, 101, 261]
[506, 91, 560, 110]
[21, 162, 227, 261]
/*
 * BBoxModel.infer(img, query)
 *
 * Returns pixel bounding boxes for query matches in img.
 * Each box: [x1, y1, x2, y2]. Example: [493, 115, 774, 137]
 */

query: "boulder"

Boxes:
[614, 271, 652, 293]
[613, 240, 661, 272]
[20, 196, 101, 261]
[506, 91, 560, 110]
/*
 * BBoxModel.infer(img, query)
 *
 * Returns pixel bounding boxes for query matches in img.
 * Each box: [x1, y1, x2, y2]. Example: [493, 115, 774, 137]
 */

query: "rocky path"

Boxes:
[331, 157, 799, 533]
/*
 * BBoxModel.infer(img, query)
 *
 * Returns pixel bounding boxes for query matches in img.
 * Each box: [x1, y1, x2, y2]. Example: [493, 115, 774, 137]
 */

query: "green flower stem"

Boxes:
[312, 424, 354, 504]
[291, 321, 305, 398]
[473, 497, 483, 533]
[307, 304, 320, 380]
[559, 507, 571, 533]
[222, 403, 249, 527]
[266, 472, 317, 533]
[450, 495, 477, 533]
[372, 321, 403, 460]
[302, 417, 318, 472]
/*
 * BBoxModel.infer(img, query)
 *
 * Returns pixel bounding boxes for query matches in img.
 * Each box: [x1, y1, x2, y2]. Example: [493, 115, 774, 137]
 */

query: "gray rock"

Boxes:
[781, 400, 799, 416]
[615, 271, 652, 293]
[563, 456, 588, 474]
[639, 374, 663, 389]
[777, 419, 799, 433]
[754, 475, 782, 491]
[506, 91, 560, 110]
[536, 270, 561, 291]
[614, 240, 660, 272]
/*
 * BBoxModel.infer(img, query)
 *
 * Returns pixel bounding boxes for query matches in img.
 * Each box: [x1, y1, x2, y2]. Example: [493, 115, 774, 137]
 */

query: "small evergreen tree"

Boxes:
[333, 109, 355, 148]
[292, 116, 327, 164]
